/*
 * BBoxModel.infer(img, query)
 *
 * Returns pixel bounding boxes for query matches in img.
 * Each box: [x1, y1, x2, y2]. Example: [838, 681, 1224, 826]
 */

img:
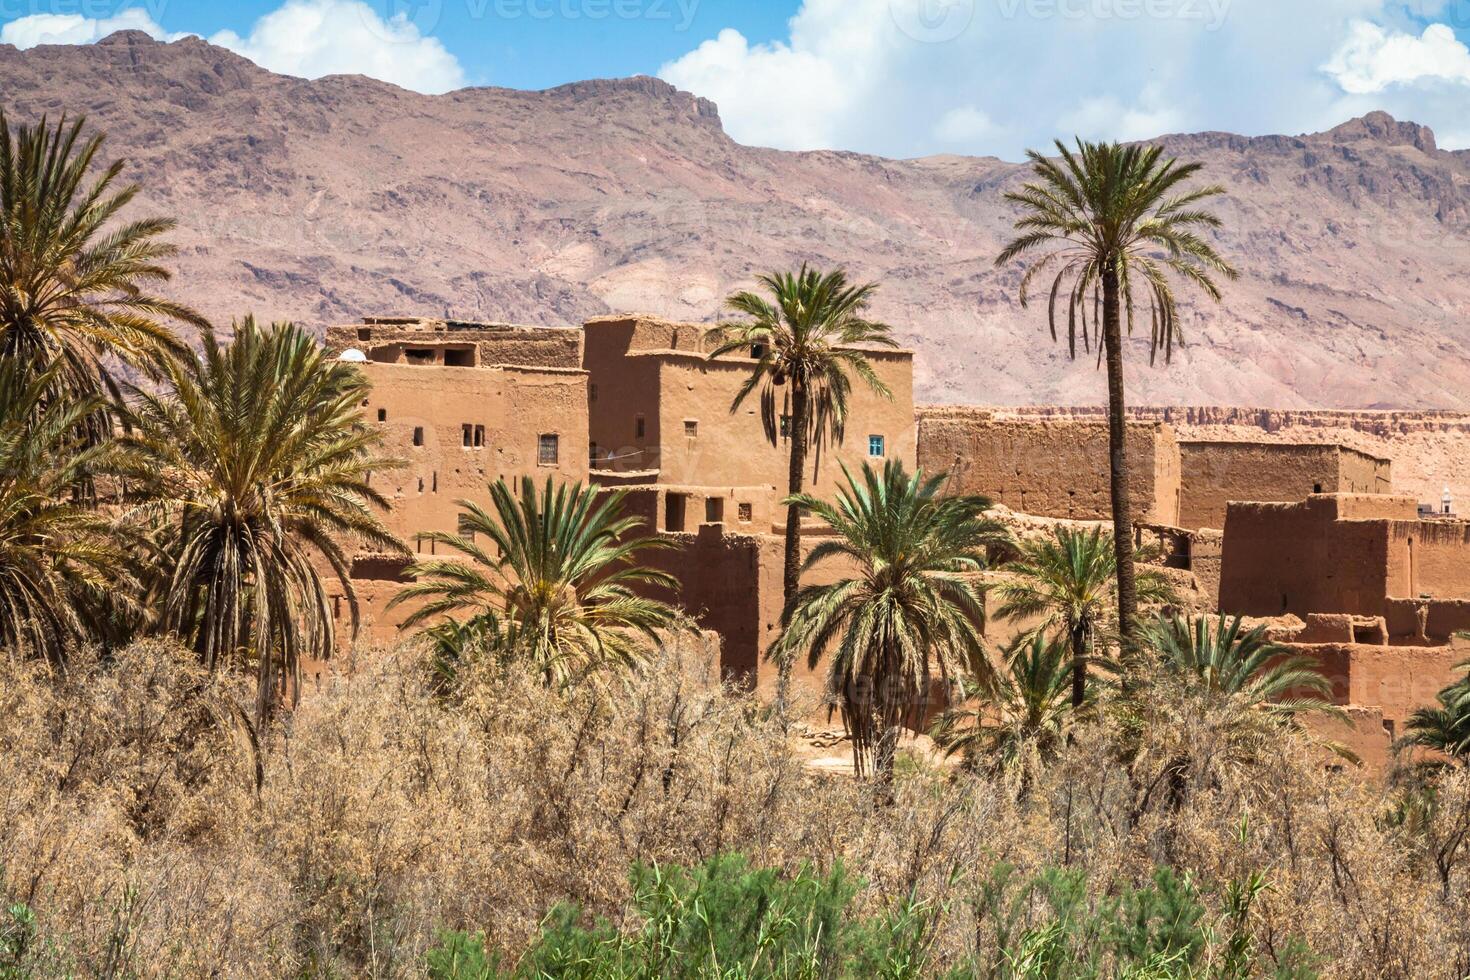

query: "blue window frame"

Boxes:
[868, 434, 884, 458]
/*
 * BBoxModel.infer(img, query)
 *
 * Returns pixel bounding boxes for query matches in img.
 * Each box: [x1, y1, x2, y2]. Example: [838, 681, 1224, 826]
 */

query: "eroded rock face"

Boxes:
[5, 33, 1470, 409]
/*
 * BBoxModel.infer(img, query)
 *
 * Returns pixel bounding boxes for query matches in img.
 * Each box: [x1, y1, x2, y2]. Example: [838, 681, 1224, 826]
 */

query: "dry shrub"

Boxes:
[3, 633, 1470, 977]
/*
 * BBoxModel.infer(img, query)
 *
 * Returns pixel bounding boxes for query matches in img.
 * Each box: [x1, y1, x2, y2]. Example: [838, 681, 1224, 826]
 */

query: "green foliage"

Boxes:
[0, 902, 36, 980]
[993, 138, 1236, 366]
[970, 862, 1316, 979]
[427, 930, 501, 980]
[431, 855, 1315, 980]
[771, 460, 1007, 779]
[709, 264, 897, 450]
[392, 476, 682, 690]
[930, 633, 1078, 789]
[0, 357, 137, 661]
[0, 111, 200, 442]
[1400, 659, 1470, 766]
[118, 317, 405, 721]
[430, 853, 940, 979]
[992, 526, 1177, 706]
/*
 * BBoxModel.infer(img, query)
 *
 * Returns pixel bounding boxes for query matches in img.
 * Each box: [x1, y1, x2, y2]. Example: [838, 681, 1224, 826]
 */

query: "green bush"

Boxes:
[428, 853, 938, 979]
[972, 863, 1316, 979]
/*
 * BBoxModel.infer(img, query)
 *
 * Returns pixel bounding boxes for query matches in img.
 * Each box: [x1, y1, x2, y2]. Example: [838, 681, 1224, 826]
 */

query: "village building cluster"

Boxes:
[325, 314, 1470, 769]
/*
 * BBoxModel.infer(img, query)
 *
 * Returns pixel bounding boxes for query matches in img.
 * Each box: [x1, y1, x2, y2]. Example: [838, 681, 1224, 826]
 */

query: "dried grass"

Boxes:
[2, 636, 1469, 978]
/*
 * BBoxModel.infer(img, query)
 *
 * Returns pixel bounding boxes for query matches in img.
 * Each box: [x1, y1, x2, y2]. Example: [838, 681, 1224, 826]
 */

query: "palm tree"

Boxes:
[771, 460, 1007, 781]
[931, 632, 1078, 788]
[1401, 665, 1470, 767]
[995, 140, 1235, 644]
[0, 356, 135, 661]
[1134, 615, 1344, 792]
[0, 111, 202, 440]
[390, 476, 682, 690]
[709, 266, 898, 619]
[119, 318, 403, 722]
[992, 526, 1176, 708]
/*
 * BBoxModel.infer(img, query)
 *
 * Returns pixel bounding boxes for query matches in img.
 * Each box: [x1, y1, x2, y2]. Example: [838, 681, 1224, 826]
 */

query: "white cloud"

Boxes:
[0, 9, 183, 48]
[660, 0, 1470, 159]
[1324, 21, 1470, 94]
[209, 0, 465, 94]
[0, 0, 466, 96]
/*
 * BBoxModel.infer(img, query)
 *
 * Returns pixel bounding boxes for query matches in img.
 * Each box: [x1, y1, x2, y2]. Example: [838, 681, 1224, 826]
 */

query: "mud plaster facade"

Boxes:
[323, 318, 592, 645]
[916, 409, 1181, 525]
[1218, 494, 1470, 635]
[317, 315, 1469, 772]
[1178, 441, 1391, 530]
[584, 315, 916, 504]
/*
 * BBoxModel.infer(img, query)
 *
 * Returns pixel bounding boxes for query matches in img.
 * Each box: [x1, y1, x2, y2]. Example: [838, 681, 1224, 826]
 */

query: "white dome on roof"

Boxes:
[338, 348, 368, 362]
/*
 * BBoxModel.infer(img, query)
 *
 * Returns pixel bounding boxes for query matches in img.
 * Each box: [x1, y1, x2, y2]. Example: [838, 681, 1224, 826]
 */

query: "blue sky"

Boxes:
[4, 0, 1469, 159]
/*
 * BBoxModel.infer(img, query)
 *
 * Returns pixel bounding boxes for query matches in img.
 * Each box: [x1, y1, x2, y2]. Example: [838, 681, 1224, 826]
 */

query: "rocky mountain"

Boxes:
[4, 30, 1470, 408]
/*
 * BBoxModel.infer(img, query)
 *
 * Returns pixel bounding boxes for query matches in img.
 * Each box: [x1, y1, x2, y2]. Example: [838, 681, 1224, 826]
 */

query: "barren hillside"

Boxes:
[4, 30, 1470, 408]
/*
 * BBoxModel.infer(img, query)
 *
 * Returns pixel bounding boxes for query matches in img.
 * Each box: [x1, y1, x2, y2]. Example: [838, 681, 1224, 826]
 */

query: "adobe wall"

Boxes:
[1016, 405, 1460, 513]
[613, 484, 778, 535]
[1177, 442, 1393, 530]
[915, 409, 1180, 525]
[1291, 640, 1468, 770]
[1340, 448, 1393, 495]
[356, 361, 590, 548]
[327, 317, 584, 369]
[1384, 520, 1470, 600]
[1218, 495, 1470, 625]
[586, 315, 917, 501]
[1218, 496, 1398, 619]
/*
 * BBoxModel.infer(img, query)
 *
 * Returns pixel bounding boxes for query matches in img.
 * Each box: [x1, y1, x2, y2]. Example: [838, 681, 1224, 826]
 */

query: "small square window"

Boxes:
[539, 433, 559, 465]
[868, 434, 885, 458]
[738, 502, 753, 522]
[635, 415, 645, 439]
[457, 514, 475, 542]
[685, 420, 698, 438]
[357, 327, 372, 341]
[377, 408, 387, 422]
[474, 425, 485, 448]
[412, 426, 424, 447]
[462, 424, 473, 448]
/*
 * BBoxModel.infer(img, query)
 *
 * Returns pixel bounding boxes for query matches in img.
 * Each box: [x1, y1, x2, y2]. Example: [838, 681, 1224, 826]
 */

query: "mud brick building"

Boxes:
[318, 312, 1470, 770]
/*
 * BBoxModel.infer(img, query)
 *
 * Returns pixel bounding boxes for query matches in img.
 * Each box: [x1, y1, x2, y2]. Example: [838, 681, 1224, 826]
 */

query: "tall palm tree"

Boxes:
[1401, 665, 1470, 767]
[995, 141, 1235, 644]
[992, 526, 1176, 708]
[709, 266, 897, 619]
[771, 460, 1007, 781]
[119, 318, 403, 722]
[390, 476, 682, 690]
[0, 111, 202, 440]
[931, 632, 1078, 788]
[0, 356, 135, 661]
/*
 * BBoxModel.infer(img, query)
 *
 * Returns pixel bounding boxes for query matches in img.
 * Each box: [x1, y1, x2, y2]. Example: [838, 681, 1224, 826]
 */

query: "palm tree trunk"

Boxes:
[1070, 622, 1088, 708]
[783, 382, 809, 607]
[1101, 262, 1138, 644]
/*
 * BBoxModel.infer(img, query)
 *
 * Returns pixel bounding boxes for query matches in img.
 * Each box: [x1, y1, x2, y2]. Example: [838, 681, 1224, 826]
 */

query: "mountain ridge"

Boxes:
[4, 31, 1469, 409]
